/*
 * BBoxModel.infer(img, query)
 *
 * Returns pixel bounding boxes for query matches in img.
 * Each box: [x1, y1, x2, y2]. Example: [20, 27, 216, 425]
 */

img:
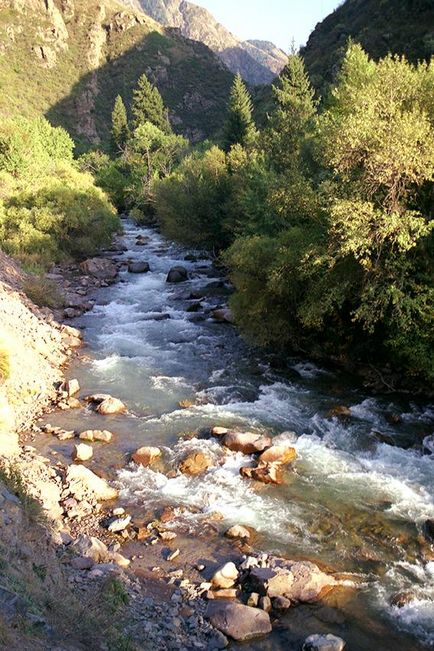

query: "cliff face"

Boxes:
[301, 0, 434, 95]
[0, 0, 234, 148]
[123, 0, 288, 84]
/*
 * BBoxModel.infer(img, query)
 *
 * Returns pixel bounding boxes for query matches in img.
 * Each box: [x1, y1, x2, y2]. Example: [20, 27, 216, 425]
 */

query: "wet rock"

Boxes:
[240, 462, 283, 485]
[211, 308, 235, 324]
[422, 519, 434, 543]
[109, 552, 130, 567]
[258, 445, 297, 465]
[423, 435, 434, 455]
[327, 406, 352, 420]
[167, 266, 188, 283]
[74, 443, 93, 462]
[128, 261, 150, 274]
[247, 592, 259, 607]
[225, 525, 251, 541]
[211, 562, 239, 589]
[248, 562, 336, 603]
[179, 451, 213, 476]
[58, 430, 76, 441]
[79, 257, 118, 280]
[135, 235, 149, 246]
[79, 429, 113, 443]
[222, 432, 272, 455]
[206, 602, 272, 642]
[212, 426, 229, 437]
[272, 595, 291, 611]
[96, 396, 127, 415]
[166, 549, 180, 561]
[390, 591, 416, 608]
[303, 634, 346, 651]
[132, 446, 162, 467]
[66, 465, 118, 501]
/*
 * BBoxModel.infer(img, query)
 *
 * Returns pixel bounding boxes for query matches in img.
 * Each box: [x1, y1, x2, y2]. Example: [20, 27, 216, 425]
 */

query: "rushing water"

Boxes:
[43, 220, 434, 649]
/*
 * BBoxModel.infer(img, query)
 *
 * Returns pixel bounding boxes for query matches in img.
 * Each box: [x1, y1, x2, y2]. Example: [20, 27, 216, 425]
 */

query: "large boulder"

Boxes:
[179, 451, 213, 476]
[71, 534, 109, 563]
[66, 465, 118, 501]
[86, 394, 126, 415]
[248, 561, 336, 603]
[225, 525, 251, 541]
[132, 446, 162, 467]
[223, 432, 272, 455]
[258, 445, 297, 465]
[303, 634, 346, 651]
[79, 258, 117, 280]
[205, 602, 272, 642]
[128, 261, 150, 274]
[166, 266, 188, 283]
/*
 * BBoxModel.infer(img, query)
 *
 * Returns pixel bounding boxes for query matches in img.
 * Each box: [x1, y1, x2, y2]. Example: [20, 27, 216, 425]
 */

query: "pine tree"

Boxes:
[265, 54, 316, 172]
[131, 74, 171, 134]
[111, 95, 129, 153]
[223, 73, 257, 152]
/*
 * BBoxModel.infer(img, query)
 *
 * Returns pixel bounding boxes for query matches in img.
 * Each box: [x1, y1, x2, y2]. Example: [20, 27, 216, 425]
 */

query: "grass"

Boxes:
[22, 277, 64, 309]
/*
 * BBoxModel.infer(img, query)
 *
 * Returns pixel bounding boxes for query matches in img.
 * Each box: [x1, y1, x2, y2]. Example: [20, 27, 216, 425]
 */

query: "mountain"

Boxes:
[301, 0, 434, 95]
[120, 0, 288, 85]
[0, 0, 234, 150]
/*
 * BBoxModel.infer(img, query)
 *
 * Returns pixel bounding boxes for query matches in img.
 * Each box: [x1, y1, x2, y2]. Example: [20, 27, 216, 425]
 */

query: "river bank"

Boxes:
[1, 220, 433, 650]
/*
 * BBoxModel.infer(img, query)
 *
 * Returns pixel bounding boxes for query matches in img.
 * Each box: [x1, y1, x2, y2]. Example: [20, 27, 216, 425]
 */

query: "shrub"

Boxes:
[23, 277, 64, 309]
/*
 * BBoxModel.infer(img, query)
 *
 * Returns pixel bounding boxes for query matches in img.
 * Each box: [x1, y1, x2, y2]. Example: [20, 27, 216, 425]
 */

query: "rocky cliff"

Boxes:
[121, 0, 288, 84]
[0, 0, 234, 149]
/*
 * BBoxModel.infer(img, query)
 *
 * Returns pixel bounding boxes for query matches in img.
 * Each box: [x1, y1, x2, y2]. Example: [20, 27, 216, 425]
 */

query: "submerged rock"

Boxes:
[303, 634, 346, 651]
[86, 393, 126, 415]
[258, 445, 297, 465]
[240, 462, 283, 485]
[222, 432, 272, 455]
[206, 602, 272, 642]
[179, 451, 213, 476]
[167, 266, 188, 283]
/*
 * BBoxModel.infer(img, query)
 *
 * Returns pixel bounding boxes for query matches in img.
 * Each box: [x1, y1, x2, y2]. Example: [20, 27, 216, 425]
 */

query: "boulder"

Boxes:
[423, 435, 434, 455]
[258, 445, 297, 465]
[132, 446, 162, 467]
[71, 535, 109, 563]
[79, 430, 113, 443]
[211, 308, 235, 324]
[222, 432, 272, 455]
[79, 258, 117, 280]
[327, 406, 352, 420]
[70, 556, 94, 571]
[248, 562, 336, 603]
[74, 443, 93, 462]
[205, 602, 272, 642]
[225, 525, 251, 541]
[272, 596, 291, 611]
[212, 427, 229, 437]
[240, 462, 283, 485]
[179, 451, 213, 476]
[166, 266, 188, 283]
[303, 634, 346, 651]
[128, 261, 150, 274]
[66, 465, 118, 501]
[422, 519, 434, 544]
[107, 515, 131, 533]
[96, 397, 127, 415]
[66, 379, 80, 397]
[211, 562, 239, 589]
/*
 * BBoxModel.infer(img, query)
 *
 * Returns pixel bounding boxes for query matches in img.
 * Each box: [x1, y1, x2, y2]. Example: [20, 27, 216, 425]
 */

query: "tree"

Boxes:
[111, 95, 129, 153]
[223, 74, 257, 152]
[131, 74, 171, 134]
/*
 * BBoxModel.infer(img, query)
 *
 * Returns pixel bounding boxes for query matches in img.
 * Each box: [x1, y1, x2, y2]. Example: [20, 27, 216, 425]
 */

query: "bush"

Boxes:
[23, 277, 64, 309]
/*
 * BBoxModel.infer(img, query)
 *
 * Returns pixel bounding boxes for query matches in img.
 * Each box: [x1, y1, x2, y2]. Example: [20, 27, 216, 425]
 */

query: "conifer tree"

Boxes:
[131, 74, 171, 134]
[223, 73, 257, 152]
[111, 95, 129, 153]
[265, 54, 316, 172]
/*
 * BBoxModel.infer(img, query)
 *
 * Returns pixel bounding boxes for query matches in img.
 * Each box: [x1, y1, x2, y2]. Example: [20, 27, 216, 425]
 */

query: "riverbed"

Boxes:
[37, 220, 434, 650]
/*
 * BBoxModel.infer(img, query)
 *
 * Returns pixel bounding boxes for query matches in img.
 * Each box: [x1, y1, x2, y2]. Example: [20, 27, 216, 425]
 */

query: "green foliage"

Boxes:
[22, 277, 64, 310]
[223, 74, 257, 152]
[79, 150, 129, 211]
[132, 74, 171, 134]
[111, 96, 130, 154]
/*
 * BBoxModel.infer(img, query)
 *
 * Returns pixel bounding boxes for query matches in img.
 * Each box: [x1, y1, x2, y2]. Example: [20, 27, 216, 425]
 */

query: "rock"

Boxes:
[225, 525, 251, 541]
[128, 261, 150, 274]
[248, 562, 336, 603]
[390, 591, 416, 608]
[66, 379, 80, 397]
[211, 308, 235, 324]
[71, 535, 108, 563]
[212, 426, 229, 437]
[96, 396, 127, 415]
[206, 602, 272, 642]
[74, 443, 93, 462]
[107, 515, 131, 533]
[258, 445, 297, 465]
[109, 552, 130, 568]
[222, 432, 272, 455]
[272, 595, 291, 611]
[422, 519, 434, 544]
[68, 397, 82, 409]
[113, 507, 125, 516]
[247, 592, 259, 607]
[79, 257, 118, 280]
[327, 406, 352, 419]
[167, 266, 188, 283]
[79, 430, 113, 443]
[211, 562, 239, 589]
[303, 634, 346, 651]
[167, 549, 180, 561]
[179, 451, 213, 476]
[240, 462, 283, 485]
[160, 531, 177, 541]
[66, 465, 118, 501]
[132, 446, 162, 467]
[212, 589, 238, 599]
[58, 430, 76, 441]
[259, 596, 272, 612]
[70, 556, 94, 571]
[423, 435, 434, 455]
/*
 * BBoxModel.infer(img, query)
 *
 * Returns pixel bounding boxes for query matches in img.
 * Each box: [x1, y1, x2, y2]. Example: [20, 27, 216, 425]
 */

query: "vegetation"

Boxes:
[132, 73, 171, 134]
[223, 74, 257, 152]
[0, 348, 10, 384]
[111, 96, 130, 154]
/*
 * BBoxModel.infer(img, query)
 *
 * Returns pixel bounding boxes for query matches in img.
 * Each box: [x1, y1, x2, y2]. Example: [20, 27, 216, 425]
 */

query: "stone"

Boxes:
[128, 261, 150, 274]
[422, 519, 434, 544]
[179, 451, 213, 476]
[211, 308, 235, 324]
[166, 266, 188, 283]
[423, 435, 434, 455]
[58, 430, 75, 441]
[303, 634, 346, 651]
[212, 426, 229, 437]
[132, 446, 162, 467]
[79, 257, 117, 280]
[66, 379, 80, 397]
[240, 463, 283, 485]
[160, 531, 177, 541]
[247, 592, 259, 607]
[225, 525, 251, 541]
[259, 596, 272, 612]
[167, 549, 180, 561]
[71, 556, 94, 571]
[96, 396, 127, 415]
[71, 535, 108, 563]
[79, 430, 113, 443]
[258, 445, 297, 465]
[67, 465, 119, 501]
[211, 562, 239, 589]
[390, 592, 416, 608]
[248, 562, 336, 603]
[272, 595, 291, 611]
[107, 515, 131, 533]
[109, 552, 130, 568]
[222, 432, 272, 455]
[74, 443, 93, 462]
[327, 406, 352, 419]
[206, 602, 272, 642]
[212, 589, 238, 599]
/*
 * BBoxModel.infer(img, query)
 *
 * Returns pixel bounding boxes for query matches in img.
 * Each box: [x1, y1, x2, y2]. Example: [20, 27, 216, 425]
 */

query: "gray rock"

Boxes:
[205, 602, 271, 641]
[167, 266, 188, 283]
[128, 261, 150, 274]
[303, 633, 346, 651]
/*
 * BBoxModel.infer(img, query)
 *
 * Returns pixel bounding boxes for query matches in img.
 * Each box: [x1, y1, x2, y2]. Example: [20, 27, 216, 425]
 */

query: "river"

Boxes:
[38, 219, 434, 649]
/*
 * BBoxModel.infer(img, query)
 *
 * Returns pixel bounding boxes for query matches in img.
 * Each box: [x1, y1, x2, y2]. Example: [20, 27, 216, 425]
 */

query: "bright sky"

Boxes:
[193, 0, 342, 52]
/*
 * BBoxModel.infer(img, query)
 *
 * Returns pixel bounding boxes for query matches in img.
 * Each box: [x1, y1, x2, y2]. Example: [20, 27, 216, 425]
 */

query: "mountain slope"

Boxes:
[301, 0, 434, 95]
[0, 0, 234, 149]
[122, 0, 287, 85]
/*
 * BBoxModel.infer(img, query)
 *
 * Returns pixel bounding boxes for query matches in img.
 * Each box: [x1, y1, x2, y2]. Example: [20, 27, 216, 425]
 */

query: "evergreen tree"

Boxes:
[131, 74, 171, 134]
[223, 74, 257, 152]
[111, 95, 129, 153]
[265, 54, 316, 172]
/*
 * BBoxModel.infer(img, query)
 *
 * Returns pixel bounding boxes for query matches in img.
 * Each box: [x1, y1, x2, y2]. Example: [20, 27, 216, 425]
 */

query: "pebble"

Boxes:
[167, 549, 181, 561]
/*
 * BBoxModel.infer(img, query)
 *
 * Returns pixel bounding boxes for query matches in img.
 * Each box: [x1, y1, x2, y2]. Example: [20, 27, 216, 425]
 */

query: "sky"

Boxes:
[192, 0, 342, 52]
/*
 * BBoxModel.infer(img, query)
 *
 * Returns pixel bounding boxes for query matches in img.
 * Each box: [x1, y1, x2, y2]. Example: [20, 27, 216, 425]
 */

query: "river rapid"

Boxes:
[40, 220, 434, 650]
